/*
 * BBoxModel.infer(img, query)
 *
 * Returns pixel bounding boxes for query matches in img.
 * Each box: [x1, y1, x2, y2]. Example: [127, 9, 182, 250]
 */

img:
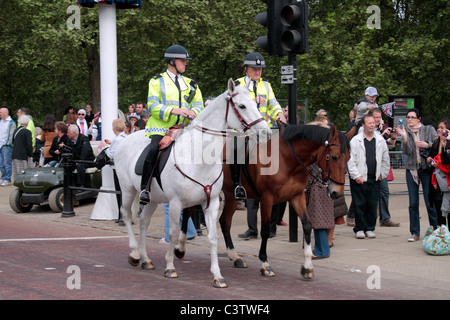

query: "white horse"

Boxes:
[114, 79, 270, 288]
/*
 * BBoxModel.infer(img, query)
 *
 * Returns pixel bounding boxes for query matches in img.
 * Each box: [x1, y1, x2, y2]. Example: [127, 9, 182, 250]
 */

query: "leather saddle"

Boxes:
[135, 142, 174, 190]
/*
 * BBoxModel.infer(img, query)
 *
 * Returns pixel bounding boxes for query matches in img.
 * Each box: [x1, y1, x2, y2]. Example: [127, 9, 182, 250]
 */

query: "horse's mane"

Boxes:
[281, 124, 348, 153]
[191, 83, 249, 125]
[190, 90, 228, 125]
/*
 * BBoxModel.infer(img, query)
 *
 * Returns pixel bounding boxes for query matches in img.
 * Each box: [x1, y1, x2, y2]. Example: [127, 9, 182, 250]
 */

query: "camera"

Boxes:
[391, 128, 397, 133]
[61, 145, 73, 154]
[442, 129, 448, 138]
[419, 148, 430, 159]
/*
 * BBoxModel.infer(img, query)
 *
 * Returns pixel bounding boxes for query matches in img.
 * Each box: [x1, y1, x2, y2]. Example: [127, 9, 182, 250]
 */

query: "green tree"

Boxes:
[0, 0, 448, 129]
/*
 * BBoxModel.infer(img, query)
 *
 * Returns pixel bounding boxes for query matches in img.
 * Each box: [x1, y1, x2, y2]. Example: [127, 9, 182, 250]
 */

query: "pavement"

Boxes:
[1, 179, 450, 298]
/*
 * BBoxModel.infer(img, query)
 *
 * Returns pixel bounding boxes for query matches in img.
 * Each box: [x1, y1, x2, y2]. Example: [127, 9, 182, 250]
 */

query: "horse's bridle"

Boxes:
[287, 134, 345, 187]
[316, 136, 345, 186]
[225, 92, 265, 132]
[195, 91, 265, 137]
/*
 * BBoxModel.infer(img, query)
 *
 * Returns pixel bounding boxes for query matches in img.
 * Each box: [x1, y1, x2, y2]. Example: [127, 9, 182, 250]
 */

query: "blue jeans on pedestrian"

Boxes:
[406, 168, 438, 237]
[163, 203, 197, 243]
[313, 229, 330, 258]
[0, 145, 13, 182]
[379, 178, 392, 223]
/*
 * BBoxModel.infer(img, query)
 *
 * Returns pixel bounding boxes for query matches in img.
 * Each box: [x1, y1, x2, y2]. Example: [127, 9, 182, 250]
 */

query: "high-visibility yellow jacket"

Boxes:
[27, 119, 36, 149]
[145, 72, 203, 137]
[235, 76, 282, 127]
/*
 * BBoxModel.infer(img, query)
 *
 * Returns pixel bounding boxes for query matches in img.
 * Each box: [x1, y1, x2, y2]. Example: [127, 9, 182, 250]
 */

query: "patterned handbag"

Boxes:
[423, 225, 450, 256]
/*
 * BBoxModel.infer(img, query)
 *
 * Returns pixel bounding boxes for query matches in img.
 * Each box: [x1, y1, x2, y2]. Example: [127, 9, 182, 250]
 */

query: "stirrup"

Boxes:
[139, 190, 151, 205]
[234, 185, 247, 200]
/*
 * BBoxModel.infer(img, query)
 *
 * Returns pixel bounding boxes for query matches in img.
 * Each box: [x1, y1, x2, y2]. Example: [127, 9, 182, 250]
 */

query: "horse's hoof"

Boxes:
[128, 255, 139, 267]
[213, 278, 228, 288]
[174, 248, 185, 259]
[141, 260, 155, 270]
[164, 269, 178, 278]
[260, 266, 275, 277]
[233, 258, 248, 268]
[301, 266, 314, 280]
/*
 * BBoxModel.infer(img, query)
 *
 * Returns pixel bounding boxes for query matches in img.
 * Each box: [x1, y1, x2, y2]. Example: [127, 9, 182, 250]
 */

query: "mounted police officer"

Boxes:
[139, 45, 204, 205]
[231, 52, 287, 200]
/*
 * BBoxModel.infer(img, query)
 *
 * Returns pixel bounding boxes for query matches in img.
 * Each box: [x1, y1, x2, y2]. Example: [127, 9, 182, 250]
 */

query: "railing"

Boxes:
[60, 153, 121, 218]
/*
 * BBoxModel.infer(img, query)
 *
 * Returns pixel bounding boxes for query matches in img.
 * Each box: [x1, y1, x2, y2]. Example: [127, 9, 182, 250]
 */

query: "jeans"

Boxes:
[406, 168, 438, 237]
[313, 229, 330, 258]
[379, 178, 392, 223]
[163, 203, 197, 243]
[0, 145, 13, 182]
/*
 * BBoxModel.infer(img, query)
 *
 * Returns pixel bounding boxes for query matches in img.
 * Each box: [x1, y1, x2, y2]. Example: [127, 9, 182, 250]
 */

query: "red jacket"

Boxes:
[432, 153, 450, 191]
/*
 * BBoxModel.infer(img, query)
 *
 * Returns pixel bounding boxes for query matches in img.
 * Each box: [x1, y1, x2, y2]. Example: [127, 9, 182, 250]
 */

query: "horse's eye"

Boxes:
[238, 105, 246, 110]
[332, 155, 338, 160]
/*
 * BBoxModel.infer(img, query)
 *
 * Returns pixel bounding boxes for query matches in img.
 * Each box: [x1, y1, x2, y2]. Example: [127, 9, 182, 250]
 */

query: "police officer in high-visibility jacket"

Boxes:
[231, 52, 286, 200]
[139, 45, 204, 205]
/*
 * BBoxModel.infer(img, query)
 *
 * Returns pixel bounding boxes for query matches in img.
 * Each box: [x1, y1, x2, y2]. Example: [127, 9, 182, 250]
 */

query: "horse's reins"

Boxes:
[287, 134, 345, 187]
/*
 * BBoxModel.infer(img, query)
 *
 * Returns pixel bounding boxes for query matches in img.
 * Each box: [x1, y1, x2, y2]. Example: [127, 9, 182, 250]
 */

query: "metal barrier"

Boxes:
[61, 153, 121, 218]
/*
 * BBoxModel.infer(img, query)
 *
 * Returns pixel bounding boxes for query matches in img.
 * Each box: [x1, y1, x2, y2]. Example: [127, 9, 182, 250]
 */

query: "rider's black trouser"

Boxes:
[229, 136, 245, 188]
[140, 135, 164, 191]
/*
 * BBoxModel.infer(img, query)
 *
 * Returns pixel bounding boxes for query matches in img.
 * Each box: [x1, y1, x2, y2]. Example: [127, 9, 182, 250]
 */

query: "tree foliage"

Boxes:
[0, 0, 448, 129]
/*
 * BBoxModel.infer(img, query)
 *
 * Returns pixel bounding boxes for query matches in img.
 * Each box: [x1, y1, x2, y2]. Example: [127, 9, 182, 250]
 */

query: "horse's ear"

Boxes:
[227, 78, 235, 93]
[330, 123, 338, 137]
[345, 125, 356, 140]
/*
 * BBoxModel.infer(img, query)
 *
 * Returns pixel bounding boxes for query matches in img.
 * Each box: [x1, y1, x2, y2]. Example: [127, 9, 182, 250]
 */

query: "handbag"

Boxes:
[95, 148, 111, 169]
[386, 166, 394, 181]
[423, 225, 450, 256]
[333, 195, 348, 219]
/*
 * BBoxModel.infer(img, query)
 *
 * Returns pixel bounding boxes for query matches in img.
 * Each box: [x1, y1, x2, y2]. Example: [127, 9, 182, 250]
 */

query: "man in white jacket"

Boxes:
[348, 113, 390, 239]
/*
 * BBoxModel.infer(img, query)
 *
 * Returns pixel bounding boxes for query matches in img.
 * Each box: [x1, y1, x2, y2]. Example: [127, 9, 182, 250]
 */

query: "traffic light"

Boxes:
[280, 0, 309, 54]
[255, 0, 289, 56]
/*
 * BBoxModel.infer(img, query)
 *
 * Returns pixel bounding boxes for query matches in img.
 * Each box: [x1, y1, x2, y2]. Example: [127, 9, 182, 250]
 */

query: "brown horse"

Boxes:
[218, 123, 352, 280]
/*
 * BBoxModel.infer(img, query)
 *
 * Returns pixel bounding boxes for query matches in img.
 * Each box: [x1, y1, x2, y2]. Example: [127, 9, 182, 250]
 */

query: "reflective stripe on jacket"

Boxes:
[235, 76, 282, 127]
[145, 72, 203, 137]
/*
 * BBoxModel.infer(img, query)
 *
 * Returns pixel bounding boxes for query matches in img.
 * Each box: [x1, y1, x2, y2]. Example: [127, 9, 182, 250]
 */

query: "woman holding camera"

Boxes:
[396, 109, 438, 242]
[428, 119, 450, 228]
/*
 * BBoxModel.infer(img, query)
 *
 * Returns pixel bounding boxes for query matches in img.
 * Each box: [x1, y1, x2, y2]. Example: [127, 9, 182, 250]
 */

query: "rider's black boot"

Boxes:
[139, 160, 153, 205]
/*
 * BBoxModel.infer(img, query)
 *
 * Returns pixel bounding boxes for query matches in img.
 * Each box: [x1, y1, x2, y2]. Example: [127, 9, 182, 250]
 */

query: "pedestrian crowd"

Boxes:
[0, 101, 150, 186]
[1, 47, 448, 257]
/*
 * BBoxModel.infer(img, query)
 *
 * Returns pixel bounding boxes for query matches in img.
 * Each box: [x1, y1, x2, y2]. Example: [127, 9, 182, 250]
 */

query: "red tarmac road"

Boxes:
[0, 211, 436, 305]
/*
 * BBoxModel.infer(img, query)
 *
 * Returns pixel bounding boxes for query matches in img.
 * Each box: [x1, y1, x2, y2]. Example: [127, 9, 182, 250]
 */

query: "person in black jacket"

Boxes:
[12, 115, 33, 181]
[63, 124, 95, 187]
[45, 121, 70, 167]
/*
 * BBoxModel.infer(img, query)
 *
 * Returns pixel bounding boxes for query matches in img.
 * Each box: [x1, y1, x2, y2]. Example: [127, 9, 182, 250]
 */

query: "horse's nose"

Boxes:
[329, 190, 340, 200]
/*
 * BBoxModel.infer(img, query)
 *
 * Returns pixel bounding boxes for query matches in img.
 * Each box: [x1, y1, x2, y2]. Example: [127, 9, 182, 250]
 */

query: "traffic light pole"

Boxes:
[287, 53, 299, 243]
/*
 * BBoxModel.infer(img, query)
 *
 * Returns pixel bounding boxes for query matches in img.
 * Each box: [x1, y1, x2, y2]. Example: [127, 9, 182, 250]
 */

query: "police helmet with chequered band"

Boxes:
[243, 52, 266, 68]
[164, 45, 192, 65]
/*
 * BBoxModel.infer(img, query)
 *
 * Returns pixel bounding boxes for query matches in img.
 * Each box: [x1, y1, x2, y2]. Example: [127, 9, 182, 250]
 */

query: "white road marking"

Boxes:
[0, 235, 128, 243]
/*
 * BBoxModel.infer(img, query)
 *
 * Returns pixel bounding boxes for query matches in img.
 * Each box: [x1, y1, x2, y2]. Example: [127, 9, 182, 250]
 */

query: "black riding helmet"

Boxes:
[164, 45, 192, 74]
[243, 52, 266, 68]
